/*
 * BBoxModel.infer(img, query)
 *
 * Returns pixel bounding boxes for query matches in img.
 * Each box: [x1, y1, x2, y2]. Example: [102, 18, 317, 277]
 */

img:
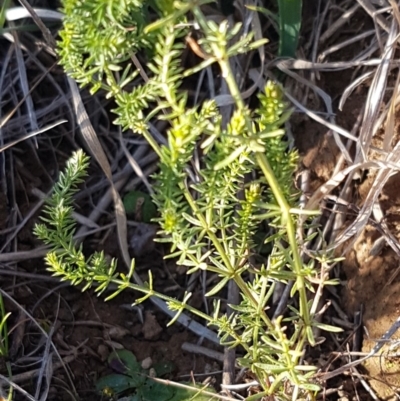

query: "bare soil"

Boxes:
[295, 74, 400, 400]
[1, 236, 219, 400]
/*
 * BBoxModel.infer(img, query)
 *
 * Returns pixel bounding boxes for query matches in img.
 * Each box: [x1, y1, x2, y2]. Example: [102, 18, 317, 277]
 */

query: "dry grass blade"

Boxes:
[339, 70, 375, 109]
[9, 23, 39, 146]
[322, 317, 400, 380]
[303, 159, 400, 220]
[275, 65, 353, 161]
[0, 120, 66, 153]
[355, 16, 398, 162]
[119, 131, 153, 195]
[7, 355, 76, 385]
[68, 78, 131, 269]
[281, 88, 358, 143]
[357, 0, 392, 33]
[273, 57, 400, 70]
[34, 324, 54, 400]
[319, 30, 376, 63]
[0, 373, 37, 401]
[0, 289, 77, 398]
[320, 3, 361, 44]
[15, 0, 56, 49]
[336, 97, 400, 250]
[5, 6, 63, 22]
[0, 61, 58, 129]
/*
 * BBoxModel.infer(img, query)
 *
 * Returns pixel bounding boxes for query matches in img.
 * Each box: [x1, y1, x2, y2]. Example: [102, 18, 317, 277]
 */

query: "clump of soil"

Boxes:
[342, 169, 400, 400]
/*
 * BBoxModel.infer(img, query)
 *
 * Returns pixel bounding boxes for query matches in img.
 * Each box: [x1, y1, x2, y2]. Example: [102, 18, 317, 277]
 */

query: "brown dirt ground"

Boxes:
[339, 146, 400, 398]
[294, 66, 400, 401]
[289, 4, 400, 397]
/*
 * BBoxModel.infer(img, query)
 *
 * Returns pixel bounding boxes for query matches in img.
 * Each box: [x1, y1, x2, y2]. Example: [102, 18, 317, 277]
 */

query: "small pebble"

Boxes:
[142, 311, 163, 340]
[97, 344, 109, 362]
[141, 357, 153, 369]
[107, 326, 130, 340]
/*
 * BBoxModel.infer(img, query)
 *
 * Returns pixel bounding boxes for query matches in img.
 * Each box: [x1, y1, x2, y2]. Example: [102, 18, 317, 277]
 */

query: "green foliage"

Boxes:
[0, 0, 11, 31]
[247, 0, 302, 58]
[0, 293, 12, 400]
[34, 153, 88, 275]
[58, 0, 149, 90]
[123, 190, 157, 223]
[34, 151, 123, 294]
[32, 1, 340, 399]
[97, 350, 215, 401]
[0, 294, 10, 359]
[278, 0, 302, 57]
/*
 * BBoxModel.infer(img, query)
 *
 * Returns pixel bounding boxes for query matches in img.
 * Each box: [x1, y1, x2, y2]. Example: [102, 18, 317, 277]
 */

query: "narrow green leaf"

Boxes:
[214, 145, 247, 170]
[313, 322, 343, 333]
[182, 212, 204, 227]
[278, 0, 302, 57]
[206, 277, 230, 296]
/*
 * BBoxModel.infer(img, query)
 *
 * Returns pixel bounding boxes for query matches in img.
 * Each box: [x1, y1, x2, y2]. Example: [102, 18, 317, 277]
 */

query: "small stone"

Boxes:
[104, 340, 124, 349]
[97, 344, 109, 362]
[106, 325, 130, 340]
[142, 311, 163, 340]
[141, 357, 153, 370]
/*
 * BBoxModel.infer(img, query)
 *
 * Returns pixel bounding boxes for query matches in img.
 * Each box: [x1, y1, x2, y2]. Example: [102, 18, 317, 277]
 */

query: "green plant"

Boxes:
[0, 0, 11, 31]
[123, 190, 157, 224]
[34, 1, 340, 399]
[0, 293, 12, 401]
[0, 295, 9, 359]
[277, 0, 302, 57]
[96, 349, 215, 401]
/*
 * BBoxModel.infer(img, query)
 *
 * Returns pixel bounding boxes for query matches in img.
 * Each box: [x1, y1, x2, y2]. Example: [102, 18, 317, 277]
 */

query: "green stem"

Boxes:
[278, 0, 302, 58]
[256, 152, 310, 327]
[112, 277, 213, 320]
[182, 184, 275, 331]
[106, 276, 252, 353]
[140, 128, 163, 159]
[0, 294, 8, 354]
[105, 67, 163, 158]
[0, 294, 13, 400]
[196, 11, 311, 329]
